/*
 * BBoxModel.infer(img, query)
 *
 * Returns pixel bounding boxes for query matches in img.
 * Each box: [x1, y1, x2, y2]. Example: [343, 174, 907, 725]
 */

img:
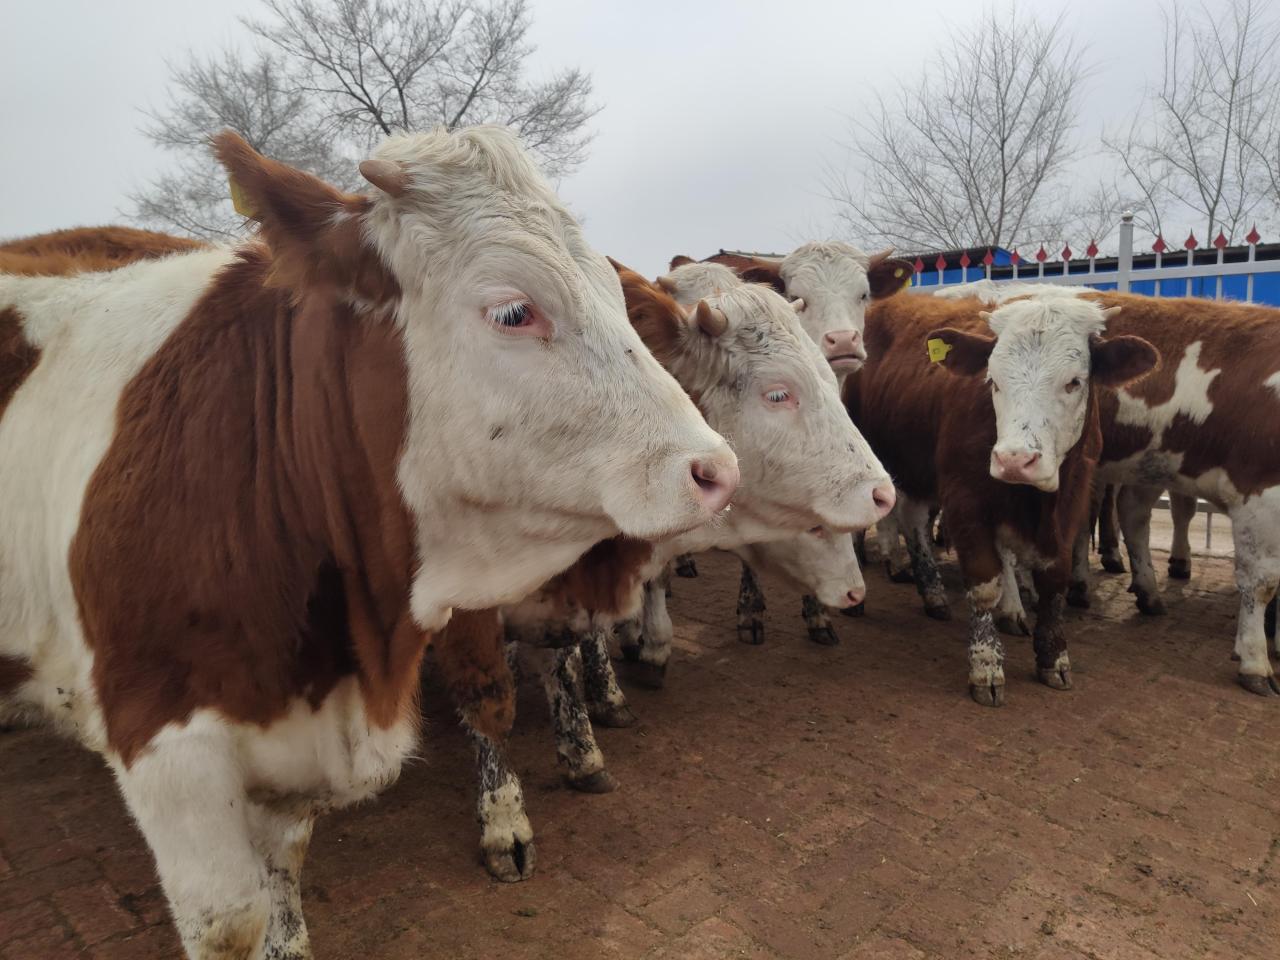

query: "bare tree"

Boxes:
[1102, 0, 1279, 244]
[827, 6, 1086, 252]
[133, 0, 597, 239]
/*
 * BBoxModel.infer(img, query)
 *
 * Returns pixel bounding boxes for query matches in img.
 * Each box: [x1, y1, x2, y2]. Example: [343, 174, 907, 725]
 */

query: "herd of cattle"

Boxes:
[1, 126, 1277, 960]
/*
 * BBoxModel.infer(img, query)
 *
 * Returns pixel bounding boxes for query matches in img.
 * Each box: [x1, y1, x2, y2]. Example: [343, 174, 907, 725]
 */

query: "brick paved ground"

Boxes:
[2, 545, 1278, 959]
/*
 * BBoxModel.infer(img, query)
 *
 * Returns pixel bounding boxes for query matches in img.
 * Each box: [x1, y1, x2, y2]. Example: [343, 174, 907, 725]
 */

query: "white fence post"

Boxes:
[1116, 212, 1133, 293]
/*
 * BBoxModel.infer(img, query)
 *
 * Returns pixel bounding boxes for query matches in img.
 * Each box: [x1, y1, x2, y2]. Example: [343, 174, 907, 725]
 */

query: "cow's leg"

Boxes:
[1229, 499, 1280, 696]
[1068, 515, 1094, 608]
[618, 575, 672, 689]
[876, 504, 914, 583]
[901, 495, 949, 619]
[115, 731, 272, 959]
[736, 562, 767, 645]
[801, 594, 839, 645]
[536, 644, 617, 793]
[1168, 492, 1197, 580]
[437, 610, 534, 882]
[246, 801, 315, 959]
[859, 528, 880, 564]
[930, 507, 948, 550]
[1118, 484, 1166, 615]
[1031, 566, 1072, 691]
[580, 627, 637, 728]
[1098, 484, 1126, 574]
[673, 552, 699, 578]
[993, 550, 1030, 636]
[956, 537, 1005, 707]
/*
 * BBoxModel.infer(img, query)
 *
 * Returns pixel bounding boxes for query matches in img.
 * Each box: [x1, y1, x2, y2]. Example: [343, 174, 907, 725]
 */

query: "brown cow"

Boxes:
[0, 225, 206, 275]
[848, 292, 1158, 704]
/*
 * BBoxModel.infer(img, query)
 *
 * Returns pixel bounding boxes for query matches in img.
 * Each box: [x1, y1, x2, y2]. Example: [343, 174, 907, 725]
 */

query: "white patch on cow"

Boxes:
[1263, 369, 1280, 400]
[0, 249, 234, 751]
[1229, 483, 1280, 677]
[985, 297, 1112, 491]
[934, 279, 1087, 304]
[1114, 341, 1219, 444]
[660, 262, 741, 303]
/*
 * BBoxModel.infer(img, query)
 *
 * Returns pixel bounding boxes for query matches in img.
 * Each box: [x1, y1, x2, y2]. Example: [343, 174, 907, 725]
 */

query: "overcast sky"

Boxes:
[3, 0, 1176, 277]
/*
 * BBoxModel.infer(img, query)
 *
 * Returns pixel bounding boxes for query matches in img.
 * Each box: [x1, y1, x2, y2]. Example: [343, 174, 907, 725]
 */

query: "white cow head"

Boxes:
[216, 128, 737, 629]
[734, 529, 864, 609]
[614, 262, 895, 534]
[927, 297, 1159, 491]
[719, 243, 913, 375]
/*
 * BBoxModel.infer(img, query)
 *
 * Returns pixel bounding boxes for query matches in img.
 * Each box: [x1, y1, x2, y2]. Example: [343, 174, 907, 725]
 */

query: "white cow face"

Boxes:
[222, 127, 737, 628]
[656, 261, 740, 305]
[734, 243, 913, 376]
[618, 268, 895, 534]
[735, 528, 864, 609]
[928, 298, 1159, 491]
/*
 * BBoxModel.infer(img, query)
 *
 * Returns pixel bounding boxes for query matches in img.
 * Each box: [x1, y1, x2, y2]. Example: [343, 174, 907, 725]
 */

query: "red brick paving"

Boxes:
[1, 548, 1277, 958]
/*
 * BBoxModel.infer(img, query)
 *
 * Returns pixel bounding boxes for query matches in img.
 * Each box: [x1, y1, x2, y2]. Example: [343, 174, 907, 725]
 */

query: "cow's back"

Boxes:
[1082, 292, 1280, 503]
[849, 294, 994, 501]
[0, 249, 232, 739]
[0, 226, 207, 276]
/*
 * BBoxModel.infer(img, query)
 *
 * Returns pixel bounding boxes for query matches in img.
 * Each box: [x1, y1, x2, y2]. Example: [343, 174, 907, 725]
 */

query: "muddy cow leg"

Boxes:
[801, 594, 839, 645]
[1031, 566, 1072, 691]
[1229, 498, 1280, 696]
[438, 609, 535, 882]
[673, 552, 699, 578]
[247, 801, 316, 959]
[736, 562, 767, 645]
[993, 550, 1030, 636]
[1168, 492, 1197, 580]
[1098, 483, 1126, 574]
[953, 533, 1005, 707]
[580, 627, 637, 728]
[1068, 512, 1094, 608]
[535, 644, 618, 792]
[618, 574, 672, 689]
[901, 495, 949, 619]
[876, 502, 914, 583]
[1118, 484, 1166, 614]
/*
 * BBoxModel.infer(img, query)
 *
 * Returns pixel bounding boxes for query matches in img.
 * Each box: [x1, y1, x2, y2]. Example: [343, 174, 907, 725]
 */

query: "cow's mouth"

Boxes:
[828, 355, 864, 370]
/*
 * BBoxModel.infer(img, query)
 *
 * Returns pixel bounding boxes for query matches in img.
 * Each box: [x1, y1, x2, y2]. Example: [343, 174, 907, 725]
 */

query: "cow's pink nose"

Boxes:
[690, 454, 739, 515]
[871, 482, 896, 519]
[994, 450, 1040, 474]
[822, 329, 864, 360]
[845, 586, 866, 607]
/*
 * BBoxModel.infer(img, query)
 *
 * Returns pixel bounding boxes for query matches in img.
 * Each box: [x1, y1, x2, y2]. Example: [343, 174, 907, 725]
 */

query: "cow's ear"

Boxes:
[669, 254, 695, 270]
[925, 327, 995, 376]
[1091, 334, 1160, 388]
[739, 260, 787, 295]
[616, 266, 685, 362]
[866, 248, 914, 299]
[213, 130, 393, 299]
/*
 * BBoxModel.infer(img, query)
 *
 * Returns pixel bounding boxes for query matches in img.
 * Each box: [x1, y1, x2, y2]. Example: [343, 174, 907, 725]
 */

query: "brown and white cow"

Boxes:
[442, 262, 894, 880]
[662, 245, 913, 639]
[0, 127, 740, 959]
[848, 292, 1158, 704]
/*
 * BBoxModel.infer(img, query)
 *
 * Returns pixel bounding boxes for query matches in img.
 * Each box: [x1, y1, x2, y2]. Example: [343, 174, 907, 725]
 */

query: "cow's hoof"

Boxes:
[736, 621, 765, 646]
[1038, 664, 1073, 690]
[1136, 594, 1166, 616]
[568, 769, 619, 794]
[994, 612, 1030, 637]
[808, 625, 840, 646]
[1237, 674, 1280, 697]
[674, 557, 699, 579]
[588, 702, 638, 728]
[1101, 555, 1126, 575]
[483, 839, 537, 883]
[620, 659, 666, 689]
[841, 602, 865, 618]
[887, 564, 915, 585]
[924, 603, 951, 621]
[969, 681, 1006, 707]
[1066, 581, 1091, 609]
[1167, 558, 1191, 580]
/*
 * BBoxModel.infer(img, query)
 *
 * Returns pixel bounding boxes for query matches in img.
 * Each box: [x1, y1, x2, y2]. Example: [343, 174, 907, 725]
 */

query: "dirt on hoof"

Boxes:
[1066, 581, 1091, 608]
[588, 703, 639, 729]
[567, 769, 619, 794]
[924, 603, 952, 621]
[483, 838, 537, 883]
[1236, 674, 1280, 697]
[736, 621, 766, 645]
[807, 625, 840, 646]
[1136, 593, 1167, 616]
[1101, 555, 1126, 574]
[1167, 558, 1192, 580]
[969, 680, 1006, 707]
[1037, 665, 1073, 690]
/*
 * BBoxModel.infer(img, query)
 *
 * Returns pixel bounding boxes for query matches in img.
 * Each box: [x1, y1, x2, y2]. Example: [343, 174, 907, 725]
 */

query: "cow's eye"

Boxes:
[766, 388, 791, 403]
[490, 301, 533, 327]
[809, 526, 826, 538]
[1065, 377, 1083, 394]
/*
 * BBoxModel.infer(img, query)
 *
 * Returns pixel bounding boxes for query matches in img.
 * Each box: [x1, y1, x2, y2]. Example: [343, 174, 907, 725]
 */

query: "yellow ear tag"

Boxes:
[927, 338, 952, 363]
[229, 176, 258, 219]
